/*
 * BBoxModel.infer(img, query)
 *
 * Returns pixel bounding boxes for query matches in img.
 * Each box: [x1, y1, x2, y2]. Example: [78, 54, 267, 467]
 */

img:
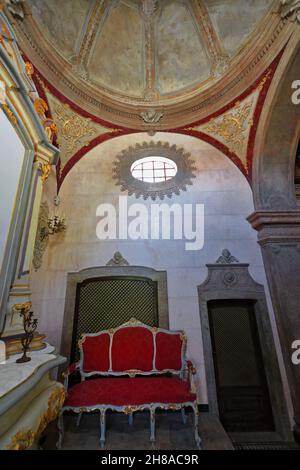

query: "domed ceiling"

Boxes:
[27, 0, 273, 100]
[5, 0, 296, 190]
[11, 0, 288, 129]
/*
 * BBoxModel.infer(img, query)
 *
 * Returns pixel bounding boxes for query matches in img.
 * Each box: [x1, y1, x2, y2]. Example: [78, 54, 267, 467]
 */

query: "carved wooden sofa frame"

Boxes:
[57, 319, 201, 449]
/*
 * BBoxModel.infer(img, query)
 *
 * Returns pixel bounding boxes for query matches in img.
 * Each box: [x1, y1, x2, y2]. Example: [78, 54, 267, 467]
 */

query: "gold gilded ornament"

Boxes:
[2, 103, 17, 125]
[34, 98, 48, 117]
[25, 61, 34, 80]
[54, 104, 97, 156]
[203, 100, 253, 154]
[41, 162, 51, 183]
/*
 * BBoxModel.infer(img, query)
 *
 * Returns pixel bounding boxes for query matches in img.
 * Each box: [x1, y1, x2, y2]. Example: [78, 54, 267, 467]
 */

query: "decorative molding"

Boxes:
[216, 248, 239, 264]
[7, 386, 65, 450]
[74, 0, 109, 71]
[0, 9, 59, 333]
[141, 0, 159, 100]
[190, 0, 229, 77]
[40, 162, 51, 183]
[247, 210, 300, 246]
[106, 252, 130, 267]
[33, 98, 57, 144]
[1, 102, 17, 125]
[32, 201, 49, 272]
[24, 60, 34, 80]
[280, 0, 300, 23]
[221, 270, 238, 286]
[198, 260, 293, 441]
[112, 141, 196, 200]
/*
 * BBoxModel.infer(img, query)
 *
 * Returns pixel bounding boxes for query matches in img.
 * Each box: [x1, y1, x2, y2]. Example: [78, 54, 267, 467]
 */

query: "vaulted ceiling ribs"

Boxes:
[190, 0, 229, 77]
[67, 0, 231, 97]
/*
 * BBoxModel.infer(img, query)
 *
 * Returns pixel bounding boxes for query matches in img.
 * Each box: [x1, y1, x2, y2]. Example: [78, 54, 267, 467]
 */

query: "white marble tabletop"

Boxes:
[0, 343, 57, 398]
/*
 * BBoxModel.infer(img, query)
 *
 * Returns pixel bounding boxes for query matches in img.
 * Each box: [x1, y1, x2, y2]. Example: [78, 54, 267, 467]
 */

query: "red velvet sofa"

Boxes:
[57, 319, 201, 449]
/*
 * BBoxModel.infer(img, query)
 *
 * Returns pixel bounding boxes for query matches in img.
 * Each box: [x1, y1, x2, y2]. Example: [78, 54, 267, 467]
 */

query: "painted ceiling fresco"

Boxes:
[11, 0, 294, 190]
[27, 0, 274, 99]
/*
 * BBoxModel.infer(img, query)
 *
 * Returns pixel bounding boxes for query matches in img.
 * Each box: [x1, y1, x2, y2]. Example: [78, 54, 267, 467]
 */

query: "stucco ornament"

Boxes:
[54, 104, 97, 155]
[216, 249, 239, 264]
[141, 0, 158, 18]
[280, 0, 300, 22]
[140, 108, 164, 123]
[106, 252, 130, 267]
[203, 100, 253, 154]
[32, 201, 49, 271]
[5, 0, 25, 20]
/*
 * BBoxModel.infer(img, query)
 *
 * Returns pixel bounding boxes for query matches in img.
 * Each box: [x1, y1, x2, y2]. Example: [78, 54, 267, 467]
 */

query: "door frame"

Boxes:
[198, 261, 292, 441]
[61, 263, 168, 362]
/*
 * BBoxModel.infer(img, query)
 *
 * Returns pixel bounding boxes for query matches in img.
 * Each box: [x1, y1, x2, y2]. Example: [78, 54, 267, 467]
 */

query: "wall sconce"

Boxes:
[33, 202, 67, 271]
[40, 214, 66, 241]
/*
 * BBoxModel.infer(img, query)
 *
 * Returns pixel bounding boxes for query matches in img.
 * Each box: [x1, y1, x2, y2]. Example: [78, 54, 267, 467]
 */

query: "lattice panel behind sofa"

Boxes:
[71, 277, 159, 361]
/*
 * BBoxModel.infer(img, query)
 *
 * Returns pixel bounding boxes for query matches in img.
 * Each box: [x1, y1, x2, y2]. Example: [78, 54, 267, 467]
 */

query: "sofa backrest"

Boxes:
[78, 319, 187, 377]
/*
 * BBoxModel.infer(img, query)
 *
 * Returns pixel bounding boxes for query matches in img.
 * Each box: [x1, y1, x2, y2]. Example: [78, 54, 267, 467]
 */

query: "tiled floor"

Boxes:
[43, 411, 234, 450]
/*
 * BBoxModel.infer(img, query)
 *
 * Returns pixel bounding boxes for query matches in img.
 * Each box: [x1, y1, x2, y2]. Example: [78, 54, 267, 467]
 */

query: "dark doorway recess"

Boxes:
[208, 299, 274, 432]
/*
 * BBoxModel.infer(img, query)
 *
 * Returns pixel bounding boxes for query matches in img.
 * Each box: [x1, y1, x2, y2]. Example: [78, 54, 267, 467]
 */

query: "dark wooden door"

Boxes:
[208, 299, 274, 432]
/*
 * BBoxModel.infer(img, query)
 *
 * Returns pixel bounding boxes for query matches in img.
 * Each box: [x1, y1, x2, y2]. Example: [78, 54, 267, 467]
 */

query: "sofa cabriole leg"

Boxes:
[150, 407, 156, 443]
[56, 410, 64, 449]
[193, 404, 202, 450]
[76, 412, 82, 428]
[128, 413, 134, 426]
[181, 407, 187, 424]
[99, 408, 106, 448]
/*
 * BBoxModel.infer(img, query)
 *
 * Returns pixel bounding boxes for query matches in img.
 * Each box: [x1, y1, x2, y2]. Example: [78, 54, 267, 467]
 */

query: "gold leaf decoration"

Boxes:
[2, 103, 17, 125]
[7, 386, 65, 450]
[54, 104, 97, 157]
[203, 100, 253, 155]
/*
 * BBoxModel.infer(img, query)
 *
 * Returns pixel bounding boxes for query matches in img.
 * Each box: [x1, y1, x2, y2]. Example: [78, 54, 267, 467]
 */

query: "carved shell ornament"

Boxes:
[112, 141, 196, 200]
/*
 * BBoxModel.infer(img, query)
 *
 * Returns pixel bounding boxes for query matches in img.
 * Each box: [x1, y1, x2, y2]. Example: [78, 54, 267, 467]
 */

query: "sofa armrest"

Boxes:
[186, 360, 197, 394]
[62, 362, 80, 391]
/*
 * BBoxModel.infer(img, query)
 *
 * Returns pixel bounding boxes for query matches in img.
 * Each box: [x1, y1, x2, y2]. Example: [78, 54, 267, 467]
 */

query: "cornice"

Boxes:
[10, 5, 295, 130]
[248, 210, 300, 229]
[247, 210, 300, 245]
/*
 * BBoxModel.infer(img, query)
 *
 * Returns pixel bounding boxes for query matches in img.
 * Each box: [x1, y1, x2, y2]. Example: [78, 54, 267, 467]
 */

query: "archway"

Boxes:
[249, 33, 300, 440]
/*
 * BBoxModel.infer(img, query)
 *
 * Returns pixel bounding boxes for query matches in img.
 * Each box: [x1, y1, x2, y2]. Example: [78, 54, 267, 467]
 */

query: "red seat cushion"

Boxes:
[82, 333, 110, 372]
[111, 327, 154, 372]
[155, 332, 183, 371]
[64, 377, 196, 407]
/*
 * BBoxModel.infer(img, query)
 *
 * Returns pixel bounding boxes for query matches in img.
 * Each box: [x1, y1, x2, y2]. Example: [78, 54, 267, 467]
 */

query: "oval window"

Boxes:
[131, 156, 177, 183]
